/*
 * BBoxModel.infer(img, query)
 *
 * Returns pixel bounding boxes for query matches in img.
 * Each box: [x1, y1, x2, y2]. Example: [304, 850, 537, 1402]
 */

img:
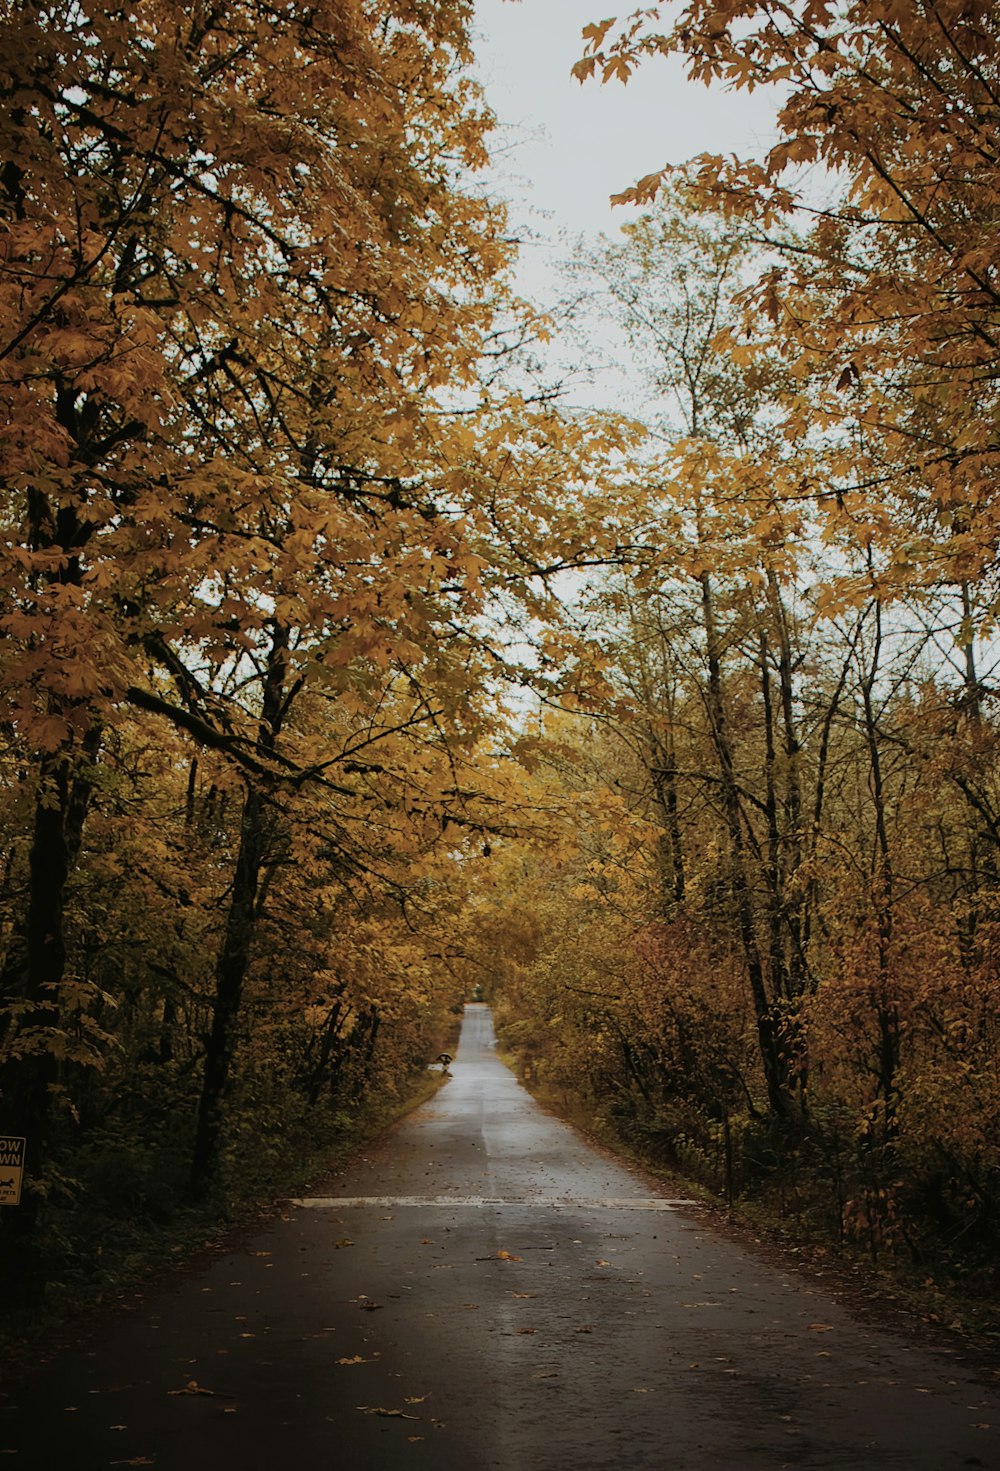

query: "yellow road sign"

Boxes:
[0, 1136, 26, 1206]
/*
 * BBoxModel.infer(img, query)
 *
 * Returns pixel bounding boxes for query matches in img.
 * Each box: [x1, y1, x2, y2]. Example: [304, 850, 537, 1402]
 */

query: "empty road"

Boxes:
[2, 1003, 999, 1469]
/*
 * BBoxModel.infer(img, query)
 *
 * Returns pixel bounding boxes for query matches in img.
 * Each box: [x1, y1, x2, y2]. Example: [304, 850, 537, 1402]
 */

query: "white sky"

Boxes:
[471, 0, 782, 319]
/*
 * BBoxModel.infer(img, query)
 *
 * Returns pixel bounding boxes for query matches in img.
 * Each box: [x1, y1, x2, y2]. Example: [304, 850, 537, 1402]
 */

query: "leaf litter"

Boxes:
[167, 1381, 216, 1397]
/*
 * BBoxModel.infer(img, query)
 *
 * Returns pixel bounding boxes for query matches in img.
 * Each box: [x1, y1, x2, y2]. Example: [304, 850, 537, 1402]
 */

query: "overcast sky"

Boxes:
[469, 2, 781, 408]
[471, 2, 780, 278]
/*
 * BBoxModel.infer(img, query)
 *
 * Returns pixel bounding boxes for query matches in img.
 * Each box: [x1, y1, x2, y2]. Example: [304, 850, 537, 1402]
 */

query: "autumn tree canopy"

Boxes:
[0, 0, 638, 1295]
[462, 0, 1000, 1282]
[4, 0, 1000, 1325]
[577, 0, 1000, 605]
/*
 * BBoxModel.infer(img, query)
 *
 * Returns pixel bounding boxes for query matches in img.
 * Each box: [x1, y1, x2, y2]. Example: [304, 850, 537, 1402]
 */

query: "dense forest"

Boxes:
[2, 0, 999, 1328]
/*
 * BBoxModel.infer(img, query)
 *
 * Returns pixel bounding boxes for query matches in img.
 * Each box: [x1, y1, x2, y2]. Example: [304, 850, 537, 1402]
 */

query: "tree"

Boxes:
[0, 0, 644, 1248]
[473, 134, 1000, 1262]
[575, 1, 1000, 598]
[0, 0, 507, 1226]
[565, 197, 821, 1116]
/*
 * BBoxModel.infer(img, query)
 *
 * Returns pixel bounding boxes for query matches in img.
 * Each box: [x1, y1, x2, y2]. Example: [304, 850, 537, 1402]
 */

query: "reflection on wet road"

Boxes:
[3, 1004, 1000, 1469]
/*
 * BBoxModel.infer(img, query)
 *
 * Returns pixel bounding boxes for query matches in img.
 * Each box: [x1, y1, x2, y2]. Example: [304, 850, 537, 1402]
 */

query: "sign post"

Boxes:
[0, 1136, 26, 1206]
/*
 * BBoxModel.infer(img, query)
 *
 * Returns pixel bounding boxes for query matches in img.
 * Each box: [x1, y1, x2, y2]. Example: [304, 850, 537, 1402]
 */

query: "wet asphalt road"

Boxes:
[3, 1003, 1000, 1470]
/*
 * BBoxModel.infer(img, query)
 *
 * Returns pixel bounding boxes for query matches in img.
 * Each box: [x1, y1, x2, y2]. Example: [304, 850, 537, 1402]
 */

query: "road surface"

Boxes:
[2, 1003, 999, 1469]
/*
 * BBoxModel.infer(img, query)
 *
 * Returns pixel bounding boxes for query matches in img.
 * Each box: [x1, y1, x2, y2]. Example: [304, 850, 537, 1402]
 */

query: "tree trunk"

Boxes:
[652, 733, 685, 908]
[858, 600, 898, 1143]
[189, 785, 268, 1194]
[766, 571, 806, 999]
[189, 624, 289, 1197]
[698, 570, 789, 1120]
[0, 760, 70, 1297]
[0, 716, 102, 1285]
[759, 629, 786, 1001]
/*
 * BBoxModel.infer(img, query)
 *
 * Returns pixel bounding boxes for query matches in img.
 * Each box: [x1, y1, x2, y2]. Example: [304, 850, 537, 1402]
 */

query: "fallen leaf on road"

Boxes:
[357, 1407, 420, 1420]
[337, 1356, 371, 1365]
[168, 1381, 215, 1397]
[576, 1325, 593, 1334]
[517, 1327, 536, 1335]
[335, 1239, 353, 1249]
[420, 1239, 434, 1246]
[407, 1437, 425, 1443]
[807, 1323, 833, 1332]
[356, 1297, 383, 1311]
[511, 1292, 536, 1300]
[495, 1250, 521, 1261]
[404, 1395, 429, 1405]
